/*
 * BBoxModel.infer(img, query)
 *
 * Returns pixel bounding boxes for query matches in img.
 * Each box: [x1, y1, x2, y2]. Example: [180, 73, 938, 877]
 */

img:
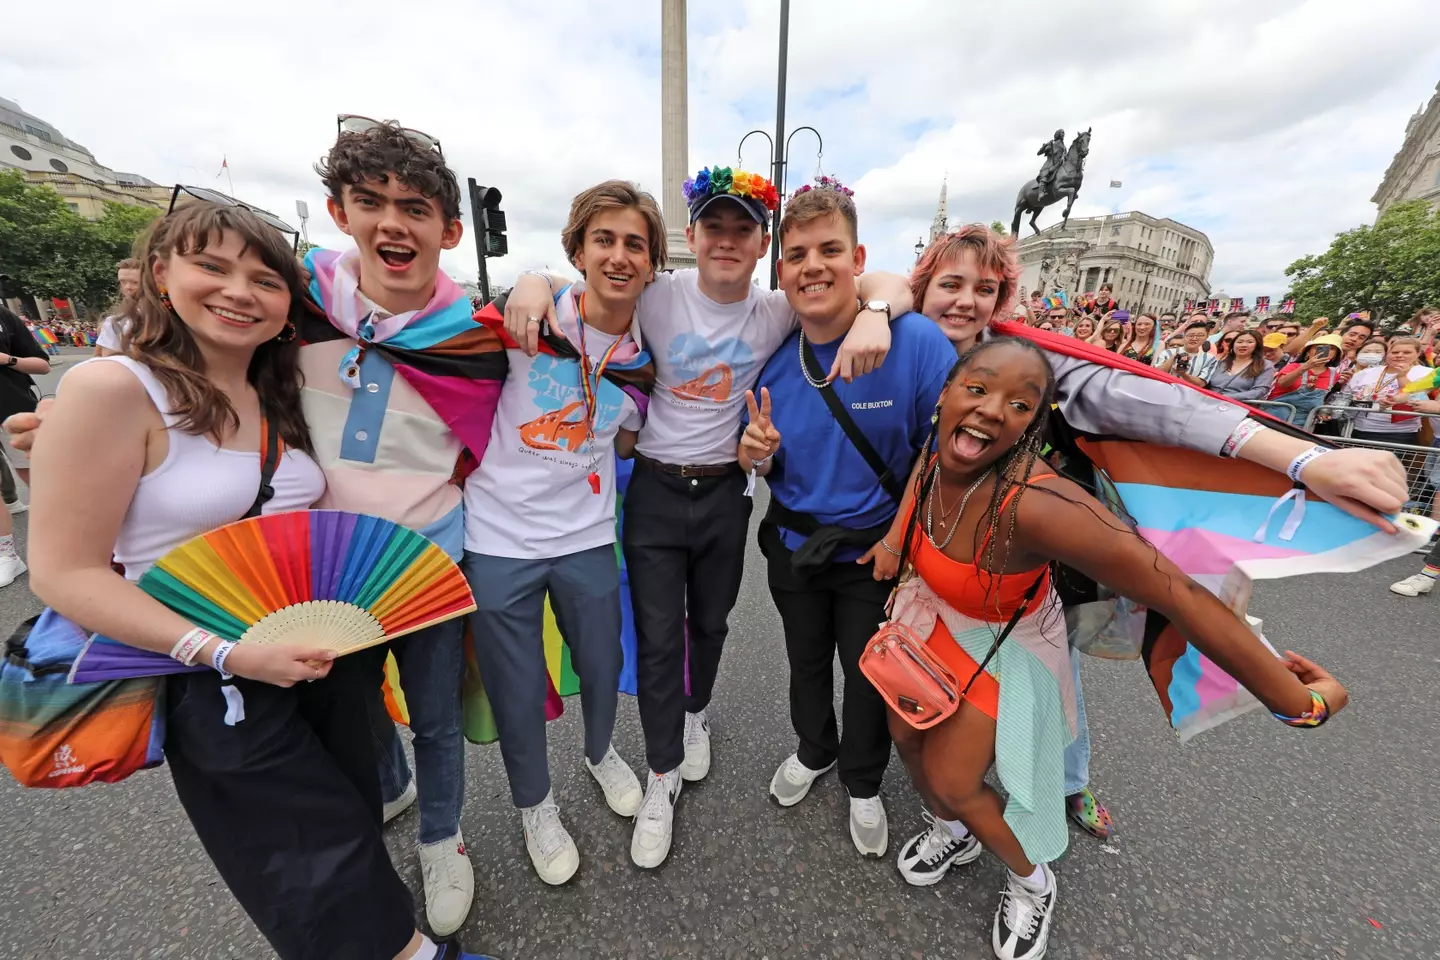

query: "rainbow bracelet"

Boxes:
[1272, 689, 1329, 728]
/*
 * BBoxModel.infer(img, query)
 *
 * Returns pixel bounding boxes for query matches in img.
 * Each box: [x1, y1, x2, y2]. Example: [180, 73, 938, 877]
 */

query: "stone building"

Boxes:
[1014, 211, 1213, 316]
[1372, 80, 1440, 217]
[0, 97, 169, 219]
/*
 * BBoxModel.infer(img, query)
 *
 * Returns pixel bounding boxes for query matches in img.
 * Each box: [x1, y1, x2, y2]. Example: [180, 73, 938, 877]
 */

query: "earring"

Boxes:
[274, 322, 298, 343]
[158, 285, 174, 314]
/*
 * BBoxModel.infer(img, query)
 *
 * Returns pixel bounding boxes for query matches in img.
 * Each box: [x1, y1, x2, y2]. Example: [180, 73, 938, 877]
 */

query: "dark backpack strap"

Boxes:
[800, 337, 905, 504]
[244, 417, 282, 520]
[958, 568, 1048, 698]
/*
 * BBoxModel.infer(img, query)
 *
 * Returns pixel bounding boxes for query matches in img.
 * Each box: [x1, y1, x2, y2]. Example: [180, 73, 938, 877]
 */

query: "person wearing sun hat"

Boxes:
[1269, 333, 1346, 425]
[502, 164, 914, 869]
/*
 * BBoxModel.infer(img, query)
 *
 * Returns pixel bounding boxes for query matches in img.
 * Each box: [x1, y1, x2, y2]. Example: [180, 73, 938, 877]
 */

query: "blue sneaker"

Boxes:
[436, 939, 501, 960]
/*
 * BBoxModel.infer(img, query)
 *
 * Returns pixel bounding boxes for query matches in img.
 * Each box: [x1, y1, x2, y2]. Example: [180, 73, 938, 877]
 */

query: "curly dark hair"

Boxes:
[316, 121, 462, 221]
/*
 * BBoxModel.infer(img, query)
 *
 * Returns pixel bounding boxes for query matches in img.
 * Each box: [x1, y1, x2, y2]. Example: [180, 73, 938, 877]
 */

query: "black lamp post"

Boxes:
[914, 237, 926, 264]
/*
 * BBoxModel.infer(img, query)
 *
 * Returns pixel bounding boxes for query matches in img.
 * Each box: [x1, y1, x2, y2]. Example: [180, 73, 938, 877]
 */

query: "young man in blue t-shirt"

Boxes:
[739, 183, 956, 858]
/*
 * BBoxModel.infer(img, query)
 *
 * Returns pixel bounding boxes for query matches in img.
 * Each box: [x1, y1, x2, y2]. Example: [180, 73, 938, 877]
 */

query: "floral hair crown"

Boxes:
[791, 174, 854, 200]
[682, 166, 779, 211]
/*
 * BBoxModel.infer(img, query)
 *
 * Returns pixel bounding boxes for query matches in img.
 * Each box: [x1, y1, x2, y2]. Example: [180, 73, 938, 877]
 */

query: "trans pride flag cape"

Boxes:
[995, 320, 1435, 741]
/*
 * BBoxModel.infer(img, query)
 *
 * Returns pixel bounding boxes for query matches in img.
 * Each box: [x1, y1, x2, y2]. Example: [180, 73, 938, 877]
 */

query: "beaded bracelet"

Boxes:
[1272, 689, 1330, 728]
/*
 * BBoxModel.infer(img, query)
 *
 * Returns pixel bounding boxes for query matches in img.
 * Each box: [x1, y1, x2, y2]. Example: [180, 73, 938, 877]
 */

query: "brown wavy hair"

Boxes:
[316, 121, 462, 221]
[125, 203, 313, 454]
[561, 180, 667, 272]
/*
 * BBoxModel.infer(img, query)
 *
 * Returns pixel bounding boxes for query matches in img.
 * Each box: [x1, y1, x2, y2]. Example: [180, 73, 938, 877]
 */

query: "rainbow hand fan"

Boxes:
[70, 511, 475, 682]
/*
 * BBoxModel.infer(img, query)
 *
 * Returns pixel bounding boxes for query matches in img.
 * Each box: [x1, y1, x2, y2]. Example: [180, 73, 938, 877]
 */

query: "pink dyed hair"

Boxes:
[910, 225, 1021, 326]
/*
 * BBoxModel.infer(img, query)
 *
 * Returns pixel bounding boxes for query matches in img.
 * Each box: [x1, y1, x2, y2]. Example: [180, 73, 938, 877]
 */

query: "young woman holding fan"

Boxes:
[24, 201, 495, 960]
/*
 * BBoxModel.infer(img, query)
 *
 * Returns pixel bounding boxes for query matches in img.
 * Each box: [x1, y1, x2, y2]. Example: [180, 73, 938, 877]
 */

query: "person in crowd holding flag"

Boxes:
[96, 258, 143, 356]
[460, 181, 659, 885]
[22, 200, 498, 960]
[736, 180, 953, 859]
[879, 335, 1349, 960]
[1205, 330, 1274, 401]
[502, 165, 909, 869]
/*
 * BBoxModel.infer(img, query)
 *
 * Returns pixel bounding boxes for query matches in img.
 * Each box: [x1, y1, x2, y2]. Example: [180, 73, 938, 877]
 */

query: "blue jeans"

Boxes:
[370, 617, 466, 845]
[463, 546, 623, 809]
[1063, 645, 1091, 797]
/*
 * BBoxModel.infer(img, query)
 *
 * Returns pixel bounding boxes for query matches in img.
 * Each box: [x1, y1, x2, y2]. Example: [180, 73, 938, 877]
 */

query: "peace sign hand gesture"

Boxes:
[741, 388, 782, 464]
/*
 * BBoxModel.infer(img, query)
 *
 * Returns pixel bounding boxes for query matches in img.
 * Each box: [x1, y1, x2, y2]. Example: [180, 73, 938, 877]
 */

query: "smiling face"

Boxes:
[328, 178, 462, 315]
[1073, 317, 1094, 339]
[937, 342, 1050, 475]
[1101, 322, 1122, 344]
[151, 228, 290, 356]
[1184, 326, 1208, 351]
[1231, 332, 1258, 360]
[921, 249, 999, 350]
[776, 212, 864, 327]
[1135, 316, 1156, 341]
[117, 267, 141, 301]
[688, 202, 769, 294]
[573, 206, 653, 315]
[1218, 331, 1239, 355]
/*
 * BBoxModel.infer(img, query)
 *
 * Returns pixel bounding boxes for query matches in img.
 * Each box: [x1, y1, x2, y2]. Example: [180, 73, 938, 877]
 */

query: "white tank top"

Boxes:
[70, 357, 327, 580]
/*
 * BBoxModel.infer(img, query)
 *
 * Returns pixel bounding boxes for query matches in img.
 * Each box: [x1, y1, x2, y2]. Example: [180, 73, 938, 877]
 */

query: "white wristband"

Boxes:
[750, 454, 772, 468]
[1286, 445, 1330, 483]
[211, 640, 238, 678]
[170, 628, 212, 665]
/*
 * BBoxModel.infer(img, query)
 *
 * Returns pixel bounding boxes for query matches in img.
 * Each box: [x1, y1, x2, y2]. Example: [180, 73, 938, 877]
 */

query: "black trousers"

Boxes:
[163, 647, 415, 960]
[759, 522, 894, 799]
[623, 462, 752, 774]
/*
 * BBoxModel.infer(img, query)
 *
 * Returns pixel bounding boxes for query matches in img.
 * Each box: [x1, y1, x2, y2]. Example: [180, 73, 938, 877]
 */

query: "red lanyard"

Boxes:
[574, 292, 625, 494]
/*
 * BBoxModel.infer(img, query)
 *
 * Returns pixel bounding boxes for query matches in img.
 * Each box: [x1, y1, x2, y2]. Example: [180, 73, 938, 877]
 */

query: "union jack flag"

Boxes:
[1184, 299, 1196, 312]
[1256, 296, 1270, 313]
[1280, 299, 1296, 314]
[1207, 298, 1220, 314]
[1230, 297, 1245, 312]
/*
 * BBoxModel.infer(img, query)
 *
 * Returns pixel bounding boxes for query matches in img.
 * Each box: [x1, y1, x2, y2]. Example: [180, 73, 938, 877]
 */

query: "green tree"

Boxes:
[1284, 199, 1440, 324]
[0, 171, 159, 314]
[990, 220, 1008, 236]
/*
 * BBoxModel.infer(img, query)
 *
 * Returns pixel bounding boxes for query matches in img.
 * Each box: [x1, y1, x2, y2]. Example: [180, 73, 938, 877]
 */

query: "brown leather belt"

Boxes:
[634, 453, 738, 478]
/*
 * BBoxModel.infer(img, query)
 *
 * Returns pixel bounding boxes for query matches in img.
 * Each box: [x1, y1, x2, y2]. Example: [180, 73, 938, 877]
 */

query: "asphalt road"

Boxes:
[1, 349, 1436, 959]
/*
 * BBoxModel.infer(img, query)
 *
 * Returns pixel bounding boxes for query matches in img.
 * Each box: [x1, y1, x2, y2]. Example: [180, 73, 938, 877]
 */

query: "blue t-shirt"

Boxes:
[747, 311, 957, 560]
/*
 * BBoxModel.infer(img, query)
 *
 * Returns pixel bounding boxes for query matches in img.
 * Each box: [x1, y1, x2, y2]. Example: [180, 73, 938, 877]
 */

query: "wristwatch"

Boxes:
[4, 356, 14, 368]
[861, 300, 891, 321]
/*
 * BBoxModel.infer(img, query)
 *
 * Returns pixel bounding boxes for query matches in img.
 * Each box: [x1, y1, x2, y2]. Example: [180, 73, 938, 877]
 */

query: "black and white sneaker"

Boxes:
[992, 862, 1057, 960]
[897, 810, 984, 886]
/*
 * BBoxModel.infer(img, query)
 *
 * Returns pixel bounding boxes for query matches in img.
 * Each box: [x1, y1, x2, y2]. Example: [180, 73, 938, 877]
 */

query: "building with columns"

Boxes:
[0, 96, 169, 219]
[1014, 211, 1213, 316]
[1372, 80, 1440, 217]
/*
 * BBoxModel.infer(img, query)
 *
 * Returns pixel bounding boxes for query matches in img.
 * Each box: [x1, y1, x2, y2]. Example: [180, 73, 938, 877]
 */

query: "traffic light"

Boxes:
[470, 182, 507, 258]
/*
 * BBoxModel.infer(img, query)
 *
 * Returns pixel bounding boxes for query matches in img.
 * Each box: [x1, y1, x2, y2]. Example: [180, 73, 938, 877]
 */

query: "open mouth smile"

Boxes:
[376, 243, 417, 269]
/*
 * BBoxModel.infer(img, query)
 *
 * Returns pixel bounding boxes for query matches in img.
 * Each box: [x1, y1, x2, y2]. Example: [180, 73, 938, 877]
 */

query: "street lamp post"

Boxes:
[914, 238, 925, 264]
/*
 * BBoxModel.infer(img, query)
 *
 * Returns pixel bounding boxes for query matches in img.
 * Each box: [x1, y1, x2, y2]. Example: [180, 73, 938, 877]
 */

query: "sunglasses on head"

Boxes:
[168, 185, 301, 252]
[337, 114, 443, 155]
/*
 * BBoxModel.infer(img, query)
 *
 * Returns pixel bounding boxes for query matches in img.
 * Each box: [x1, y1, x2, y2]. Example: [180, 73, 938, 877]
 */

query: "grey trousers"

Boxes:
[463, 544, 623, 808]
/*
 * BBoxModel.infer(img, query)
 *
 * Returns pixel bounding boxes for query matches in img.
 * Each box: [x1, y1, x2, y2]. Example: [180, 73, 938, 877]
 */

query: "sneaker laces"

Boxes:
[637, 773, 674, 826]
[683, 711, 708, 748]
[914, 810, 958, 863]
[1001, 872, 1049, 940]
[851, 795, 883, 828]
[523, 798, 568, 861]
[781, 754, 813, 784]
[591, 748, 631, 793]
[420, 838, 464, 893]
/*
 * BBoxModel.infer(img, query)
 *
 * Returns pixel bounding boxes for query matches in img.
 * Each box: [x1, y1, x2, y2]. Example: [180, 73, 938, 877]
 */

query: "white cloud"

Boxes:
[3, 0, 1438, 301]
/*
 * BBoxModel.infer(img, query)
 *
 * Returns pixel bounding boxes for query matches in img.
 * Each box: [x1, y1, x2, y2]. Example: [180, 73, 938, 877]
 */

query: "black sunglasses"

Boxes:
[168, 185, 301, 252]
[337, 114, 443, 155]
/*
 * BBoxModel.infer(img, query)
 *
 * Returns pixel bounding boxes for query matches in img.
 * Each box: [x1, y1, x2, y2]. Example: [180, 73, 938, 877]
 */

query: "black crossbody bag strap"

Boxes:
[800, 337, 905, 504]
[957, 569, 1046, 698]
[244, 417, 282, 520]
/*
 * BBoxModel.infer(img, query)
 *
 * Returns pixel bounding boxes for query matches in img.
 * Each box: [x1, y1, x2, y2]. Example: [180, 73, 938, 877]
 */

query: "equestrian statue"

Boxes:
[1011, 127, 1091, 237]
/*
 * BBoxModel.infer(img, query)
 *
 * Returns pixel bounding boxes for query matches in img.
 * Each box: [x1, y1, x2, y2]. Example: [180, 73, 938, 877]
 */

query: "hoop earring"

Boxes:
[158, 285, 174, 314]
[274, 322, 298, 343]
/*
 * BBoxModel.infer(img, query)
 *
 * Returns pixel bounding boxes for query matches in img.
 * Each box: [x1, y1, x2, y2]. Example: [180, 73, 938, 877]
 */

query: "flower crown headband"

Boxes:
[682, 166, 780, 211]
[791, 173, 853, 201]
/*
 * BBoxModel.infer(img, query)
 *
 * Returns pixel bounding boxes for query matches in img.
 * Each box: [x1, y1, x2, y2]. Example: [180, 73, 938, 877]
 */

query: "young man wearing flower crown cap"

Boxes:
[504, 165, 913, 869]
[737, 176, 957, 859]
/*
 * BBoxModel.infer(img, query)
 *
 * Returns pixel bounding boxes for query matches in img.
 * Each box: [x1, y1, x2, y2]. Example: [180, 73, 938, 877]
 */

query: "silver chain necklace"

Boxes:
[797, 332, 829, 389]
[925, 466, 992, 551]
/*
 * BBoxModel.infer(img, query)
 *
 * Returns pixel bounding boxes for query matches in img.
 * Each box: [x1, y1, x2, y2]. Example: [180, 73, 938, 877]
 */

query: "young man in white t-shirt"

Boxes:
[504, 165, 912, 869]
[463, 181, 659, 887]
[95, 258, 141, 357]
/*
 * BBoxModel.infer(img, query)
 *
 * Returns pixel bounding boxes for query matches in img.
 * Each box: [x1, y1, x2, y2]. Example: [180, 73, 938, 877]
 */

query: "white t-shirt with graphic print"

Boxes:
[633, 269, 797, 465]
[464, 326, 643, 560]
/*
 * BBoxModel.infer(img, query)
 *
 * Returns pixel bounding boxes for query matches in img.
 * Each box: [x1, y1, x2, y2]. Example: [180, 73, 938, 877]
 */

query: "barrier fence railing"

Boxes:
[1303, 405, 1440, 514]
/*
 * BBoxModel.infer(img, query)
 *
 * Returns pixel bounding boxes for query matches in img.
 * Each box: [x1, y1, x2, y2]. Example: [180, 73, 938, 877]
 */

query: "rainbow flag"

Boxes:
[34, 328, 57, 346]
[996, 321, 1434, 740]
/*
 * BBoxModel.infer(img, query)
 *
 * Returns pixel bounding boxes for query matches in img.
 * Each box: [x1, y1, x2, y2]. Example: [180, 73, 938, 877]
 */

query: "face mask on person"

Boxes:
[1355, 351, 1384, 367]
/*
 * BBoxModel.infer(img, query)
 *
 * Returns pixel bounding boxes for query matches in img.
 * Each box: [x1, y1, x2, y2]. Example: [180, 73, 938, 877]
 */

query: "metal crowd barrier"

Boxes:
[1248, 400, 1298, 424]
[1304, 404, 1440, 514]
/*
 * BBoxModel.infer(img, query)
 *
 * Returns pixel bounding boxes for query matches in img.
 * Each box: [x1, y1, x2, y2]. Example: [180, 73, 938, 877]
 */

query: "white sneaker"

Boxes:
[848, 793, 889, 858]
[586, 744, 643, 817]
[0, 555, 25, 588]
[1390, 573, 1435, 597]
[897, 810, 984, 886]
[993, 863, 1057, 960]
[5, 500, 26, 515]
[382, 777, 417, 824]
[630, 769, 682, 869]
[679, 710, 711, 781]
[768, 753, 834, 807]
[417, 829, 475, 937]
[521, 791, 580, 885]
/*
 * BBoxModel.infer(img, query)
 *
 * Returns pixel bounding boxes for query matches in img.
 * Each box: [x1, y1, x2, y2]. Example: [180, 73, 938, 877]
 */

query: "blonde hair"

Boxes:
[561, 180, 667, 271]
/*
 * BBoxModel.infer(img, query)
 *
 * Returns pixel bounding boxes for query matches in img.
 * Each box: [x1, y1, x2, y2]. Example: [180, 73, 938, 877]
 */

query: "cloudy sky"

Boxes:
[4, 0, 1439, 301]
